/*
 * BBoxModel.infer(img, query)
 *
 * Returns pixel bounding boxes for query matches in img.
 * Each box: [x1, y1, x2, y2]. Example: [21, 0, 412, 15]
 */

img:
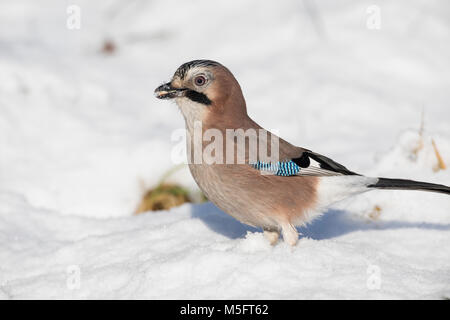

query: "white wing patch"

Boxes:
[297, 158, 344, 176]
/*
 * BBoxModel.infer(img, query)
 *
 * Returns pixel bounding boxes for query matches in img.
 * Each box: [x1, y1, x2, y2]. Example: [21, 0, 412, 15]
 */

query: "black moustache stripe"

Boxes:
[185, 90, 212, 105]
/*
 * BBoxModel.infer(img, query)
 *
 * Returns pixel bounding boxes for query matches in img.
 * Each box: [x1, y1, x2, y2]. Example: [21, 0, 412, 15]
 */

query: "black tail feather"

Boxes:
[368, 178, 450, 195]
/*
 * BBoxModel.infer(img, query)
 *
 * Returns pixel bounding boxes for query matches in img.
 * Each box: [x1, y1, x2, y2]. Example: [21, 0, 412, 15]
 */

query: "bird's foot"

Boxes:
[281, 223, 298, 246]
[263, 227, 280, 246]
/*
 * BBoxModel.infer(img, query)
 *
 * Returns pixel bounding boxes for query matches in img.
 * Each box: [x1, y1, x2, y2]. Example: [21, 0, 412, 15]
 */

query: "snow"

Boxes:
[0, 0, 449, 299]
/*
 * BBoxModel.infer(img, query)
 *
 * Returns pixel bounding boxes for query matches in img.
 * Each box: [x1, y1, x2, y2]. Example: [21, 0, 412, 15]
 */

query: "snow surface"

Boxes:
[0, 0, 449, 299]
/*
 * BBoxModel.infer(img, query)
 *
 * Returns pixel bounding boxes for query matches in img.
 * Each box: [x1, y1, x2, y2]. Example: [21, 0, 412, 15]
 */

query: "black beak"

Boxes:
[154, 82, 186, 100]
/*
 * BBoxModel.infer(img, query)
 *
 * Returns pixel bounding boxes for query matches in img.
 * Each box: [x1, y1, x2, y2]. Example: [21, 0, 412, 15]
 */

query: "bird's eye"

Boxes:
[194, 75, 207, 86]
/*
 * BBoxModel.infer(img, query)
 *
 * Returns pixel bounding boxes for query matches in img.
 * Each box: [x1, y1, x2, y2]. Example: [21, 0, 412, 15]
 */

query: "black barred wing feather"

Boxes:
[250, 150, 357, 177]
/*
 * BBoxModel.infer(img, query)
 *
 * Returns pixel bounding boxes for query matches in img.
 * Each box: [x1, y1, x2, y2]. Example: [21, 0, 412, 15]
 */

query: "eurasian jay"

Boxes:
[155, 60, 449, 246]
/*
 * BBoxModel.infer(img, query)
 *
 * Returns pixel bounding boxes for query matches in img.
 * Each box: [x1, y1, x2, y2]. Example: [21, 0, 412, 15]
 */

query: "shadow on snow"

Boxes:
[190, 201, 450, 240]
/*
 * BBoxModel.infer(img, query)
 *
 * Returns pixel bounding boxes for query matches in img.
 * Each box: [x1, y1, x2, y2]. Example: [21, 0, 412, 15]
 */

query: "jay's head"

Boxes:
[155, 60, 247, 122]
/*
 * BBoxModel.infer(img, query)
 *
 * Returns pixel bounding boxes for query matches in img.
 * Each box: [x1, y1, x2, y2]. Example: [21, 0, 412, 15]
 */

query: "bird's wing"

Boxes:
[290, 150, 358, 176]
[243, 120, 357, 177]
[254, 136, 357, 177]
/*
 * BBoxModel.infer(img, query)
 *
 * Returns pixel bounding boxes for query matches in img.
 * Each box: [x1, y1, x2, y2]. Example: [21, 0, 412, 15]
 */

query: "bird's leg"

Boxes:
[281, 223, 298, 246]
[263, 227, 280, 245]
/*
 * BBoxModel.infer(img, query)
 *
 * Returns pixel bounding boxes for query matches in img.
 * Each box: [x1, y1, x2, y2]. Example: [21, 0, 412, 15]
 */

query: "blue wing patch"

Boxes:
[251, 161, 300, 176]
